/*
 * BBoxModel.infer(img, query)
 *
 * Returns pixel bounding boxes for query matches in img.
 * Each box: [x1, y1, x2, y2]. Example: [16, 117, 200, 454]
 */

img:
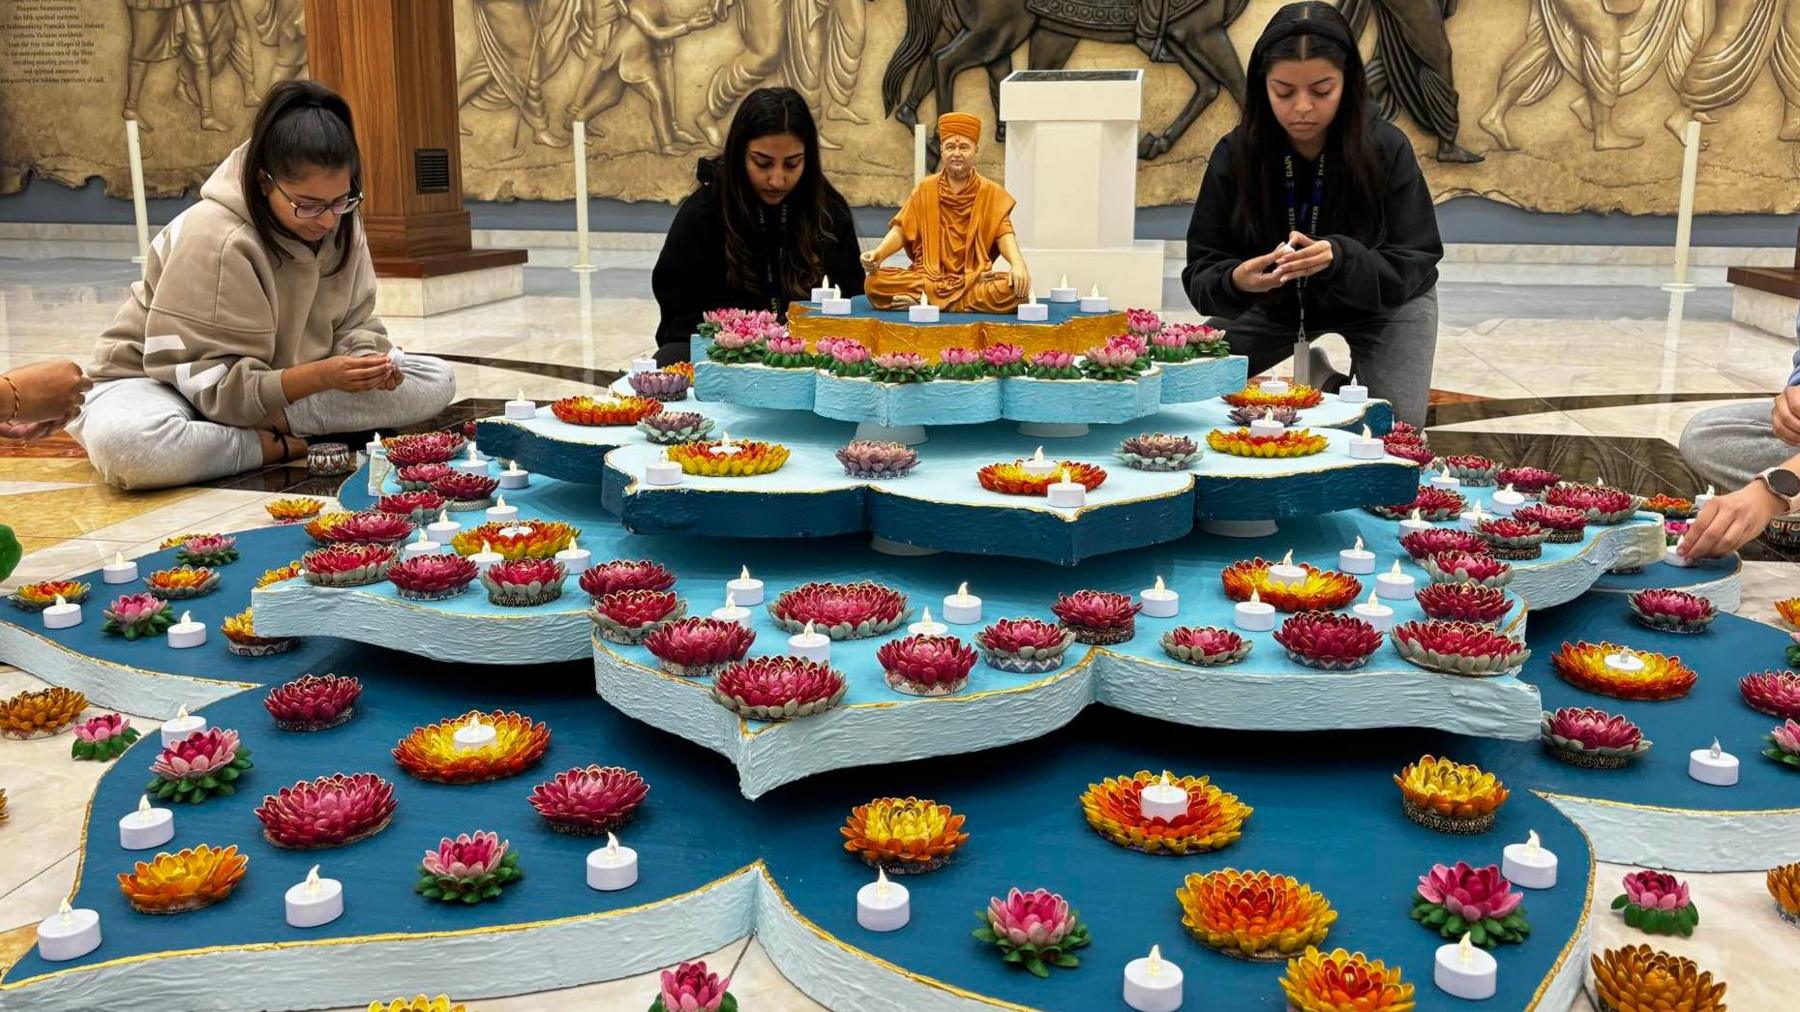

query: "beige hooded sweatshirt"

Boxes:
[90, 142, 389, 428]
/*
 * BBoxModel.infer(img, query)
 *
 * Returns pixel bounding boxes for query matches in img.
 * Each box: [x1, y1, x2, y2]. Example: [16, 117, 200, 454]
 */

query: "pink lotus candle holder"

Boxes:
[1495, 466, 1561, 496]
[579, 559, 677, 598]
[395, 462, 455, 491]
[376, 491, 448, 525]
[1740, 670, 1800, 720]
[627, 369, 691, 401]
[1514, 502, 1589, 543]
[769, 581, 910, 639]
[1553, 642, 1697, 700]
[877, 634, 978, 696]
[302, 543, 399, 587]
[1385, 441, 1436, 466]
[1220, 559, 1364, 612]
[1161, 626, 1254, 666]
[841, 796, 969, 873]
[1391, 620, 1531, 676]
[975, 887, 1092, 977]
[1412, 861, 1530, 945]
[651, 961, 735, 1012]
[1081, 771, 1252, 856]
[320, 511, 415, 547]
[977, 460, 1107, 496]
[1422, 551, 1513, 588]
[147, 727, 253, 804]
[837, 439, 919, 479]
[1117, 432, 1202, 471]
[145, 565, 221, 600]
[637, 411, 716, 445]
[1227, 404, 1299, 428]
[590, 589, 686, 643]
[8, 579, 90, 612]
[1438, 454, 1501, 487]
[527, 765, 649, 835]
[1414, 583, 1511, 625]
[935, 345, 986, 379]
[1627, 588, 1717, 634]
[1052, 589, 1142, 645]
[1026, 349, 1081, 380]
[762, 335, 816, 369]
[869, 351, 937, 384]
[1544, 483, 1641, 525]
[1764, 719, 1800, 769]
[70, 712, 138, 761]
[174, 533, 239, 567]
[255, 772, 397, 849]
[387, 554, 480, 601]
[643, 617, 756, 678]
[481, 557, 567, 607]
[1206, 428, 1329, 458]
[416, 831, 522, 905]
[1368, 486, 1467, 522]
[101, 592, 174, 639]
[710, 656, 848, 721]
[264, 673, 362, 731]
[1399, 528, 1488, 561]
[975, 618, 1076, 673]
[383, 431, 466, 467]
[1541, 707, 1652, 768]
[1274, 612, 1384, 670]
[1079, 338, 1149, 381]
[221, 608, 297, 657]
[1615, 870, 1699, 937]
[431, 472, 500, 511]
[1476, 517, 1549, 560]
[392, 710, 551, 784]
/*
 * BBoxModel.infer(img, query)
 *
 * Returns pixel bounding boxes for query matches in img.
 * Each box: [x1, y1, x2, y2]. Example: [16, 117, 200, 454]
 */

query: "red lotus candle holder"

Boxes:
[321, 511, 416, 547]
[395, 462, 454, 491]
[710, 656, 847, 721]
[1399, 528, 1487, 561]
[1628, 588, 1717, 634]
[1414, 583, 1511, 625]
[1369, 486, 1467, 522]
[769, 581, 909, 639]
[254, 773, 397, 849]
[1476, 517, 1549, 560]
[1541, 707, 1652, 768]
[450, 520, 577, 560]
[551, 394, 662, 427]
[1220, 559, 1363, 612]
[1052, 589, 1142, 645]
[1161, 626, 1254, 666]
[1177, 869, 1337, 960]
[145, 565, 220, 600]
[1412, 861, 1530, 946]
[1553, 642, 1697, 700]
[1741, 670, 1800, 720]
[1495, 466, 1561, 495]
[7, 579, 90, 611]
[1206, 427, 1329, 458]
[977, 460, 1107, 496]
[1385, 441, 1436, 466]
[265, 496, 326, 523]
[221, 608, 297, 657]
[1391, 620, 1530, 676]
[527, 765, 649, 835]
[174, 533, 239, 567]
[117, 844, 248, 914]
[383, 431, 466, 467]
[579, 559, 677, 597]
[975, 618, 1077, 673]
[1439, 454, 1501, 486]
[147, 727, 253, 803]
[1274, 612, 1384, 670]
[1513, 502, 1588, 543]
[264, 673, 362, 731]
[377, 491, 449, 525]
[386, 554, 479, 602]
[644, 617, 756, 678]
[1642, 493, 1698, 520]
[666, 439, 791, 477]
[1387, 421, 1424, 441]
[1422, 550, 1513, 588]
[1280, 947, 1416, 1012]
[1081, 771, 1252, 855]
[1614, 870, 1700, 938]
[0, 686, 86, 738]
[1221, 384, 1324, 410]
[102, 592, 174, 639]
[392, 710, 551, 784]
[1544, 482, 1641, 525]
[1394, 755, 1509, 834]
[431, 472, 500, 510]
[877, 634, 979, 696]
[482, 557, 567, 607]
[841, 796, 970, 873]
[302, 543, 398, 587]
[590, 589, 686, 643]
[70, 712, 138, 761]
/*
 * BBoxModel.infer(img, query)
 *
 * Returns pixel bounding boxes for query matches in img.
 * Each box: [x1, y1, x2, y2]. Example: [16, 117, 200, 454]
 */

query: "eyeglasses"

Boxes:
[265, 173, 362, 219]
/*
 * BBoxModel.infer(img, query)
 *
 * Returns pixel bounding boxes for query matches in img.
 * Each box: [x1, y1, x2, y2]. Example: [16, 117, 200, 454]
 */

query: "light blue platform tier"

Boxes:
[1589, 552, 1744, 613]
[476, 393, 1409, 564]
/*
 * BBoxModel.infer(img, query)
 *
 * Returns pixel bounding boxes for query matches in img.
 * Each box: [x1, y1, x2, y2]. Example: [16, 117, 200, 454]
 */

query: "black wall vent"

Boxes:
[414, 149, 451, 194]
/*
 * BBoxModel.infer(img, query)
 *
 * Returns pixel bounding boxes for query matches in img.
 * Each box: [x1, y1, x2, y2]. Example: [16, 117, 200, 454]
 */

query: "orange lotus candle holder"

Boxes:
[265, 496, 326, 523]
[1280, 946, 1417, 1012]
[1080, 771, 1252, 855]
[551, 395, 662, 427]
[0, 686, 87, 738]
[663, 360, 696, 383]
[1778, 597, 1800, 631]
[368, 997, 467, 1012]
[221, 608, 298, 657]
[1207, 427, 1329, 458]
[1221, 384, 1324, 410]
[1591, 944, 1727, 1012]
[449, 520, 578, 561]
[255, 560, 303, 589]
[7, 579, 90, 611]
[145, 565, 220, 600]
[1220, 558, 1362, 612]
[977, 460, 1107, 496]
[303, 512, 356, 544]
[1769, 862, 1800, 927]
[1394, 755, 1509, 834]
[1176, 868, 1337, 960]
[1551, 641, 1697, 701]
[392, 710, 551, 785]
[117, 843, 248, 914]
[840, 796, 970, 874]
[666, 439, 791, 477]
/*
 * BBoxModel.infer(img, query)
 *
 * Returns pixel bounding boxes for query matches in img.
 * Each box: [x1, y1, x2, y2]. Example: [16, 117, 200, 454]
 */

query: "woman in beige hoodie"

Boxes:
[71, 80, 456, 489]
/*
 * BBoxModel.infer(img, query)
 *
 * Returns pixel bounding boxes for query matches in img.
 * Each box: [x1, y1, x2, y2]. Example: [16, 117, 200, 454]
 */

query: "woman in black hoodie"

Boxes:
[651, 87, 864, 365]
[1182, 1, 1442, 427]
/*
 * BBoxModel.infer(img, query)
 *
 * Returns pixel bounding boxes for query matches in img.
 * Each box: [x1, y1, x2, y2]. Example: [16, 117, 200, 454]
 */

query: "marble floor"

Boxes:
[0, 258, 1796, 1010]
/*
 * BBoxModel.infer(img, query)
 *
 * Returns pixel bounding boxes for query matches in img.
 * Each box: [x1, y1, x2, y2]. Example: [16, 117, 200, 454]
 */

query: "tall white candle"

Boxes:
[856, 867, 911, 932]
[125, 118, 150, 262]
[586, 831, 639, 891]
[1501, 830, 1558, 890]
[35, 900, 101, 962]
[365, 432, 390, 496]
[572, 120, 594, 270]
[160, 704, 205, 747]
[1433, 933, 1497, 1000]
[284, 865, 345, 928]
[942, 582, 983, 624]
[167, 611, 206, 649]
[726, 566, 765, 607]
[1123, 945, 1184, 1012]
[118, 795, 174, 851]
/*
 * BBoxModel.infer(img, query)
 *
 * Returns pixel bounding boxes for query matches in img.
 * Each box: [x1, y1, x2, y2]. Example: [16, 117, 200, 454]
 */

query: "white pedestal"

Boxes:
[1017, 243, 1166, 311]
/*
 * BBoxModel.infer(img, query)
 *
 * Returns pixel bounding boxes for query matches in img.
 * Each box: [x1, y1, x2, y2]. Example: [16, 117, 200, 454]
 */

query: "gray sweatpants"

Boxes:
[1207, 287, 1439, 429]
[1678, 398, 1796, 492]
[69, 355, 458, 490]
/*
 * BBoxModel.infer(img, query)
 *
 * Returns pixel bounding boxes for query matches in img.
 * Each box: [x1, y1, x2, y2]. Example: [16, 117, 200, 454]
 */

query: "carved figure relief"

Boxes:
[122, 0, 262, 133]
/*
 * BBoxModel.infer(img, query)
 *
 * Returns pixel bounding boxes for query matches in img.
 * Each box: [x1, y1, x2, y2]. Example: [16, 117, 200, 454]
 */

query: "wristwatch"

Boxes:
[1754, 466, 1800, 513]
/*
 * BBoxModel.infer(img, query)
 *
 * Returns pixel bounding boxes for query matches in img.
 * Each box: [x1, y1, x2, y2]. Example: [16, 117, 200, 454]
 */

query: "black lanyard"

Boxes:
[1283, 151, 1324, 237]
[759, 204, 788, 315]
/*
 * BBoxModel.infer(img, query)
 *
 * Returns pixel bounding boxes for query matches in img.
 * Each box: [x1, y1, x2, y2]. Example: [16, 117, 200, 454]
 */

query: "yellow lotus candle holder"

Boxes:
[367, 997, 467, 1012]
[1770, 862, 1800, 928]
[1590, 944, 1727, 1012]
[221, 608, 298, 657]
[449, 520, 578, 561]
[551, 394, 662, 427]
[1777, 597, 1800, 631]
[1221, 384, 1324, 410]
[1394, 755, 1509, 834]
[392, 710, 551, 785]
[266, 497, 327, 523]
[145, 565, 220, 600]
[255, 560, 304, 588]
[666, 439, 791, 477]
[1220, 558, 1362, 612]
[1551, 641, 1697, 701]
[663, 361, 696, 383]
[303, 512, 356, 544]
[1207, 428, 1329, 458]
[0, 686, 87, 739]
[840, 796, 970, 874]
[1176, 868, 1337, 961]
[117, 844, 248, 914]
[1081, 771, 1252, 855]
[1280, 946, 1417, 1012]
[8, 579, 91, 612]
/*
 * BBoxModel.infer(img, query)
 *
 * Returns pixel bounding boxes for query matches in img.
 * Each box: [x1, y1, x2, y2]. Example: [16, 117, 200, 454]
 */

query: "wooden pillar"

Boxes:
[302, 0, 525, 279]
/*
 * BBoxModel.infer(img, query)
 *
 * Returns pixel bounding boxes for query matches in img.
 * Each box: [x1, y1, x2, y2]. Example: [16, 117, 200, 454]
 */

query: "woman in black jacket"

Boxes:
[1182, 1, 1443, 427]
[652, 87, 864, 365]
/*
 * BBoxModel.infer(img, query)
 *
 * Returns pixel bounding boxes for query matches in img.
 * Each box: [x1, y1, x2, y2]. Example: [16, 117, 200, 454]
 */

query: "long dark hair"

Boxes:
[240, 80, 362, 277]
[1228, 2, 1384, 250]
[714, 87, 845, 299]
